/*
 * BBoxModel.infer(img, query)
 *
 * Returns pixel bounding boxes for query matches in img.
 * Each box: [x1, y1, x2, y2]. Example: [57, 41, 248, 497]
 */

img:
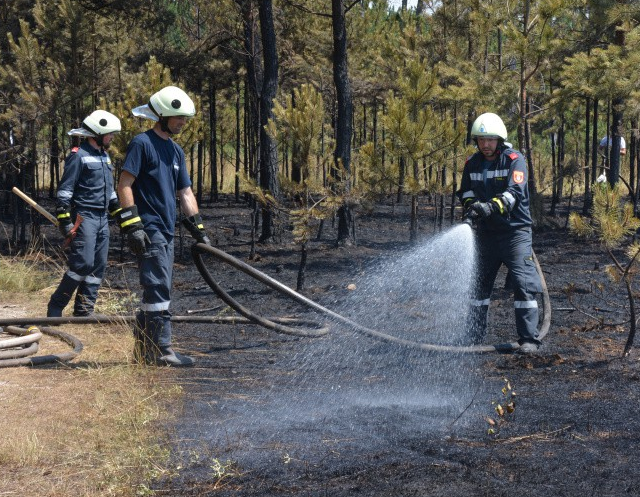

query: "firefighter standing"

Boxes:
[117, 85, 210, 367]
[457, 112, 542, 353]
[47, 110, 122, 317]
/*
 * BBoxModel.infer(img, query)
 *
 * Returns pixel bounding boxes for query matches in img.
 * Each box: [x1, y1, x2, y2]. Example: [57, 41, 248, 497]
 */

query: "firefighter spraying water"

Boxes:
[458, 112, 543, 354]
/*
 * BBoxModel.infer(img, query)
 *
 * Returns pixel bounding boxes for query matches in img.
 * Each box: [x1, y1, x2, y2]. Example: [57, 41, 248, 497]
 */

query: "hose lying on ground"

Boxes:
[0, 314, 329, 368]
[0, 242, 550, 366]
[191, 243, 551, 354]
[0, 325, 83, 368]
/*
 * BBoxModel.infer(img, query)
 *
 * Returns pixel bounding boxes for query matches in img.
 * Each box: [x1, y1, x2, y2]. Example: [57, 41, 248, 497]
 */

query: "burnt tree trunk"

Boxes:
[235, 79, 241, 202]
[332, 0, 354, 246]
[209, 82, 219, 203]
[583, 97, 591, 215]
[258, 0, 280, 242]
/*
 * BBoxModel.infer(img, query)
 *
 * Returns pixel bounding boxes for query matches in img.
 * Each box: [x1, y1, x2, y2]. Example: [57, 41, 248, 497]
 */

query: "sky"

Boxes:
[387, 0, 419, 9]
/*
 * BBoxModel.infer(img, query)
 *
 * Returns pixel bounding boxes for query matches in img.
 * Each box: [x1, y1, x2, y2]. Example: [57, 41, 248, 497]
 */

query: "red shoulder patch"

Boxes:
[509, 152, 519, 160]
[71, 147, 79, 153]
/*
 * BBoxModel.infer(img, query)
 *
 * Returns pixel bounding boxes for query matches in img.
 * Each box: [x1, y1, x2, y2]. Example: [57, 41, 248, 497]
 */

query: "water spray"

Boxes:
[190, 242, 551, 354]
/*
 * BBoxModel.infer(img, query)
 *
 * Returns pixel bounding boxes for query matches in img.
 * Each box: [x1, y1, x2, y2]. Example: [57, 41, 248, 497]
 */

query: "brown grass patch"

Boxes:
[0, 290, 180, 496]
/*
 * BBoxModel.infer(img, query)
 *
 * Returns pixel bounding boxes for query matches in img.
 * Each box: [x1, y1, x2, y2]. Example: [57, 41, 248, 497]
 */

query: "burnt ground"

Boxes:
[11, 194, 640, 496]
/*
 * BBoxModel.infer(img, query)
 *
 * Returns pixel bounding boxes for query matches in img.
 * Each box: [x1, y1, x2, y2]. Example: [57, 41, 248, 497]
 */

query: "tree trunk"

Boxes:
[608, 97, 624, 187]
[332, 0, 354, 246]
[49, 121, 59, 198]
[591, 98, 599, 195]
[296, 242, 307, 292]
[197, 139, 204, 206]
[583, 97, 591, 215]
[608, 20, 626, 187]
[235, 79, 241, 202]
[550, 131, 557, 216]
[524, 95, 536, 196]
[397, 155, 405, 204]
[209, 82, 219, 203]
[258, 0, 280, 243]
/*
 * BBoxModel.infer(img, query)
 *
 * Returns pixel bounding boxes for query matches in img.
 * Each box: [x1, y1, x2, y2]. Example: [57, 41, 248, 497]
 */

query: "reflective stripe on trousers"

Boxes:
[48, 210, 109, 316]
[136, 230, 174, 347]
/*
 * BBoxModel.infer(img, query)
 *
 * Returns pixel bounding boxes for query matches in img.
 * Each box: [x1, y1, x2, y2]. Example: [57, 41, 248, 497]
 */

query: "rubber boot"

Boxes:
[47, 304, 63, 318]
[152, 346, 195, 367]
[47, 273, 79, 317]
[143, 312, 195, 367]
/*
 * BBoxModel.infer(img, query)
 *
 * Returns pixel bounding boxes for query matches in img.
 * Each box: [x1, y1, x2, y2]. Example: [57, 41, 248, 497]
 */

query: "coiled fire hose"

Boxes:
[0, 324, 83, 368]
[191, 243, 551, 354]
[0, 241, 550, 367]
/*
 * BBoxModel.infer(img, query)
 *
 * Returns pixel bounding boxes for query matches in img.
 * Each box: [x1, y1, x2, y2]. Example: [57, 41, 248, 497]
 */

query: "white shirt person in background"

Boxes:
[599, 135, 626, 156]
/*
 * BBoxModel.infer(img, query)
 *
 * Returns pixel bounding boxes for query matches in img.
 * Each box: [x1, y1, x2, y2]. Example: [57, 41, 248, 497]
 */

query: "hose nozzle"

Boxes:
[461, 217, 474, 226]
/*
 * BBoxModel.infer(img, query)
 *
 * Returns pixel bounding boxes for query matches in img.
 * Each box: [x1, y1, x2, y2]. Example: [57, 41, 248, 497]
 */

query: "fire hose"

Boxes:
[0, 241, 550, 367]
[190, 243, 551, 354]
[0, 314, 329, 368]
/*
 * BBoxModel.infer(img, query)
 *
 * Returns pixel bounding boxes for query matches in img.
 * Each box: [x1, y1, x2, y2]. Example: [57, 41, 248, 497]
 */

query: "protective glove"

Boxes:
[55, 205, 74, 238]
[58, 221, 74, 238]
[127, 228, 151, 256]
[108, 198, 122, 218]
[117, 205, 149, 255]
[182, 213, 211, 245]
[468, 201, 495, 220]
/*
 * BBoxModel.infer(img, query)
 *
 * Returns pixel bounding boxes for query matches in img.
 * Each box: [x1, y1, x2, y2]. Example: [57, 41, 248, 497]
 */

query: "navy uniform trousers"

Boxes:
[468, 227, 542, 344]
[48, 209, 110, 317]
[134, 230, 175, 349]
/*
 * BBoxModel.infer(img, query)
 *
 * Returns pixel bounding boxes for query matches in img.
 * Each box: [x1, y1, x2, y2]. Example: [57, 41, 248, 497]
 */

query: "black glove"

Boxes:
[468, 201, 496, 220]
[117, 205, 149, 255]
[55, 205, 74, 238]
[108, 198, 122, 218]
[58, 221, 74, 238]
[127, 229, 150, 256]
[182, 213, 210, 245]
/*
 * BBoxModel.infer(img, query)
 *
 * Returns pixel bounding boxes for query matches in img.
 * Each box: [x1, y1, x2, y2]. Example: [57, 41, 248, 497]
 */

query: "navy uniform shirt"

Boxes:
[122, 129, 191, 236]
[57, 141, 117, 211]
[457, 145, 533, 232]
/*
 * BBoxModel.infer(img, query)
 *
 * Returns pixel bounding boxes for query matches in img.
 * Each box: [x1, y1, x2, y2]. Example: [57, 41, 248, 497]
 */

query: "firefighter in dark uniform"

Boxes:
[117, 86, 210, 367]
[47, 110, 122, 317]
[457, 112, 542, 354]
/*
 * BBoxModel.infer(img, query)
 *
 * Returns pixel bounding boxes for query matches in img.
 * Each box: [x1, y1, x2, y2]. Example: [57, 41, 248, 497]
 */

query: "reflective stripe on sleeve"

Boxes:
[462, 190, 475, 199]
[502, 191, 516, 209]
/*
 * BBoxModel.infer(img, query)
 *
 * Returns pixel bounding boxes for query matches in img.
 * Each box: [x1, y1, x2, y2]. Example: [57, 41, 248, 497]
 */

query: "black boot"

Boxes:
[140, 312, 195, 367]
[150, 346, 195, 367]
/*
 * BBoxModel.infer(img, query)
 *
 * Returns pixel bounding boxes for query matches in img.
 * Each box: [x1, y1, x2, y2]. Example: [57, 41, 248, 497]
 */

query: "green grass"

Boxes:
[0, 255, 55, 293]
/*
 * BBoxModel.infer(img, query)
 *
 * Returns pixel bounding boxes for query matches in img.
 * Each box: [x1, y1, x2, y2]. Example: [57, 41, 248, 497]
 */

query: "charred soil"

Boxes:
[11, 195, 640, 496]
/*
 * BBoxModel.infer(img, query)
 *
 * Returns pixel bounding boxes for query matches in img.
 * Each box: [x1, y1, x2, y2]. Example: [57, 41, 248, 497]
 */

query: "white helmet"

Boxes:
[68, 110, 121, 137]
[471, 113, 508, 141]
[148, 86, 196, 118]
